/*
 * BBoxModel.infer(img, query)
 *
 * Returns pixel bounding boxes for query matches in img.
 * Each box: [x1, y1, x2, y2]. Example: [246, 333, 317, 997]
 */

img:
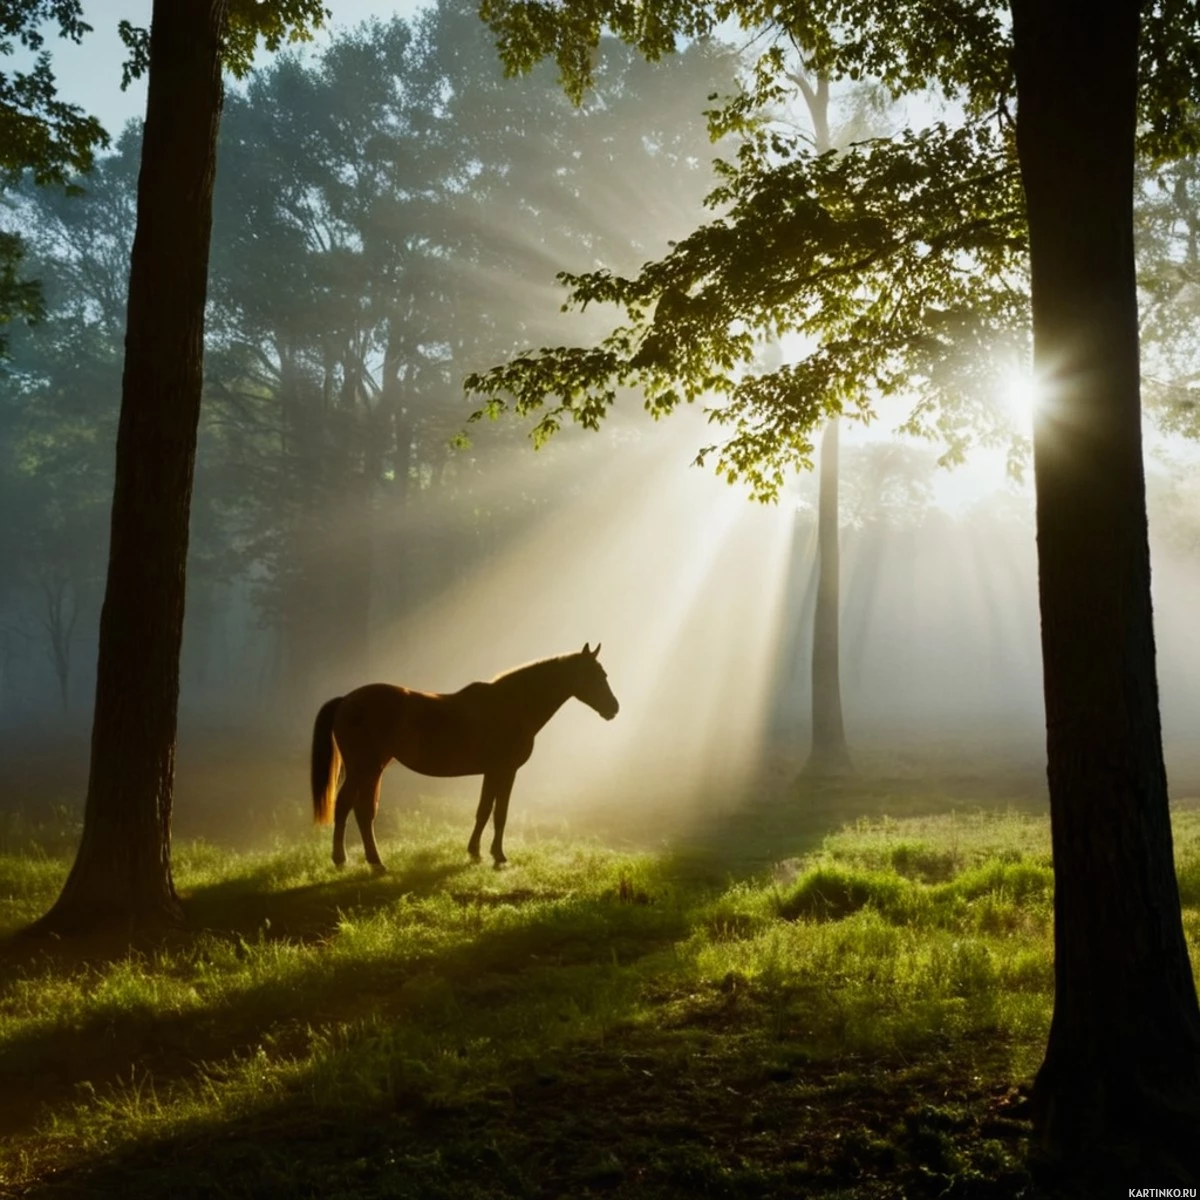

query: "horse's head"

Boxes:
[570, 642, 619, 720]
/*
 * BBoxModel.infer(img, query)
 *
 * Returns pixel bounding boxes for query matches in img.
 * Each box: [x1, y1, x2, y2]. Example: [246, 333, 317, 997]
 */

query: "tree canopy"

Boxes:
[466, 1, 1200, 496]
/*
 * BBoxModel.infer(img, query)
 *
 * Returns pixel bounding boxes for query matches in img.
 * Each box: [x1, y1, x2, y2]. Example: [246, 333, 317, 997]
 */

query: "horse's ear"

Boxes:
[591, 642, 601, 658]
[581, 641, 591, 656]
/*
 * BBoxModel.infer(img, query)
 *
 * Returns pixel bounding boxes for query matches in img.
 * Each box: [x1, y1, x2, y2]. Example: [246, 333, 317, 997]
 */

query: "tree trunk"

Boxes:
[797, 74, 850, 776]
[805, 416, 851, 774]
[33, 0, 228, 935]
[1013, 0, 1200, 1180]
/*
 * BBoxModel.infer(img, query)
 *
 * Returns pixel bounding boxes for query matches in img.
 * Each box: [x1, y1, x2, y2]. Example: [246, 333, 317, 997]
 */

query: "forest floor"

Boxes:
[1, 745, 1199, 1199]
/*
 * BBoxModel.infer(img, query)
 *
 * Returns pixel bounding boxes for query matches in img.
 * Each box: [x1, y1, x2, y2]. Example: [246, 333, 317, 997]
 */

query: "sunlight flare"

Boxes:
[999, 368, 1041, 434]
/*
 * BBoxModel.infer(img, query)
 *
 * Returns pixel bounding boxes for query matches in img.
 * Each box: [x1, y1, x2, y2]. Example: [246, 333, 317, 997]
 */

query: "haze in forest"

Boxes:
[5, 0, 1200, 850]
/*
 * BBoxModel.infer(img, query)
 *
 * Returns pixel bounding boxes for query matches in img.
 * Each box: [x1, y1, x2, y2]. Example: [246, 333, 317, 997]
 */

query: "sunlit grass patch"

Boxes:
[679, 904, 1053, 1059]
[817, 810, 1052, 876]
[0, 850, 69, 933]
[1174, 812, 1200, 906]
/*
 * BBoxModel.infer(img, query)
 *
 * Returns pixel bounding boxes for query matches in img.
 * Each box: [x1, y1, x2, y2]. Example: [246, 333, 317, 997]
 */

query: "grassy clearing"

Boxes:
[1, 801, 1198, 1198]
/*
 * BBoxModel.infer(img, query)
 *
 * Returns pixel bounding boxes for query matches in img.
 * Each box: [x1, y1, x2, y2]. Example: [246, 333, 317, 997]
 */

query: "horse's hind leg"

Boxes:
[467, 776, 496, 863]
[349, 768, 387, 874]
[332, 780, 355, 868]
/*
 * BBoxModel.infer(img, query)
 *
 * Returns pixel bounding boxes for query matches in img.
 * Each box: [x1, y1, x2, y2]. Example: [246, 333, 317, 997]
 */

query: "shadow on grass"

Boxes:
[0, 850, 477, 978]
[5, 1014, 1039, 1200]
[182, 850, 477, 941]
[0, 852, 693, 1147]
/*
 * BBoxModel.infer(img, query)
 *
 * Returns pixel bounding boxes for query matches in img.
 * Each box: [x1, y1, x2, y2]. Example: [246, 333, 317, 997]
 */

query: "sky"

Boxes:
[27, 0, 432, 139]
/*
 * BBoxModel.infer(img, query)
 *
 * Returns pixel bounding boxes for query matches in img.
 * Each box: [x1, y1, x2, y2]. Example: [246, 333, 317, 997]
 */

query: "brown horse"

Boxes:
[310, 642, 619, 871]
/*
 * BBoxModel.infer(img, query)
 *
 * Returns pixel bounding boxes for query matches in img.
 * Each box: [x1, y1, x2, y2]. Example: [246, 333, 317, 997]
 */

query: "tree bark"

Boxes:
[33, 0, 228, 935]
[805, 416, 851, 774]
[1013, 0, 1200, 1179]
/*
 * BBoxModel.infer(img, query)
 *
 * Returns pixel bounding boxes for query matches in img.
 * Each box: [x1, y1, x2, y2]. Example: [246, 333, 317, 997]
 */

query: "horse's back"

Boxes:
[332, 684, 412, 763]
[335, 680, 492, 777]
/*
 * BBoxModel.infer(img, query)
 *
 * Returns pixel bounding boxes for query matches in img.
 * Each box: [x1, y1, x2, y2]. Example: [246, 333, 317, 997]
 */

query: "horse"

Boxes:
[310, 642, 619, 871]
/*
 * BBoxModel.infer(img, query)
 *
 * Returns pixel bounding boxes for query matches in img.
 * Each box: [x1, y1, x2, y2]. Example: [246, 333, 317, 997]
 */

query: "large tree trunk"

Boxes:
[805, 416, 851, 774]
[34, 0, 228, 935]
[1013, 0, 1200, 1179]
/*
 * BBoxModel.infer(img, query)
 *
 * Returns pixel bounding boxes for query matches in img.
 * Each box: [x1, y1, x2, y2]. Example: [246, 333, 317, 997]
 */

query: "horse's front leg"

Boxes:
[488, 771, 517, 868]
[467, 775, 496, 863]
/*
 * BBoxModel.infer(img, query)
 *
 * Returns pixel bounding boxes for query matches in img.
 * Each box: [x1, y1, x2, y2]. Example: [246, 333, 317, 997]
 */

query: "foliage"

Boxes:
[465, 2, 1200, 497]
[116, 0, 331, 86]
[0, 127, 236, 709]
[0, 0, 739, 711]
[469, 116, 1028, 497]
[1138, 153, 1200, 439]
[0, 0, 108, 352]
[2, 0, 330, 358]
[0, 0, 105, 185]
[479, 1, 1200, 158]
[0, 141, 133, 705]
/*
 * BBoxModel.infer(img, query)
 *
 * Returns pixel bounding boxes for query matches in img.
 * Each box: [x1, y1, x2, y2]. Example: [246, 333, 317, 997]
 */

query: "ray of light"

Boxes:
[353, 416, 796, 825]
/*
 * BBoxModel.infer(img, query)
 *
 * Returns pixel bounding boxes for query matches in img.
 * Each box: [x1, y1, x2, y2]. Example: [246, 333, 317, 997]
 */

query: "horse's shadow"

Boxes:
[182, 851, 476, 943]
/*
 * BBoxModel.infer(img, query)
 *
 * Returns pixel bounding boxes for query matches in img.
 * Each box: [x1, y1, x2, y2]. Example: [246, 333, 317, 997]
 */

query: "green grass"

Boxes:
[1, 800, 1198, 1198]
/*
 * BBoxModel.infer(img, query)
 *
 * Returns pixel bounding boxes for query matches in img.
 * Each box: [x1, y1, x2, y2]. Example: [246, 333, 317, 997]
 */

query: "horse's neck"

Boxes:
[502, 660, 573, 732]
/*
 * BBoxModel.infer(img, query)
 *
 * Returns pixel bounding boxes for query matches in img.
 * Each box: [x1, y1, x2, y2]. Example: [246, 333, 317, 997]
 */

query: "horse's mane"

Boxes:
[489, 653, 573, 685]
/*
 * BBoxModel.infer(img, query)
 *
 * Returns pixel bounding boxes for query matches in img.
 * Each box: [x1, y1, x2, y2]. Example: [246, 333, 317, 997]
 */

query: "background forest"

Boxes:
[4, 0, 1200, 801]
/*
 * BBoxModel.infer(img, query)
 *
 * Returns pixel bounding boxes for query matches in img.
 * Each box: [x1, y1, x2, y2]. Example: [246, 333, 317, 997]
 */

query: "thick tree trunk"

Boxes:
[33, 0, 228, 935]
[805, 416, 851, 774]
[1013, 0, 1200, 1179]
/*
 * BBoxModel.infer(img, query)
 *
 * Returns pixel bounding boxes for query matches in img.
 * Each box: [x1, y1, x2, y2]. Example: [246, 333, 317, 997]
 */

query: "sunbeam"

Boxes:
[353, 416, 796, 827]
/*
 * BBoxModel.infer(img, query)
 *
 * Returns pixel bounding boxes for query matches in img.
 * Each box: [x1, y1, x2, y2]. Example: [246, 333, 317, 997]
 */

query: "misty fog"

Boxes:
[3, 0, 1200, 854]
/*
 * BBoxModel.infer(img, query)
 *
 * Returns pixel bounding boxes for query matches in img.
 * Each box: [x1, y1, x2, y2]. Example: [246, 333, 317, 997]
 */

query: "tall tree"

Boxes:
[469, 0, 1200, 1179]
[33, 0, 326, 934]
[1012, 1, 1200, 1172]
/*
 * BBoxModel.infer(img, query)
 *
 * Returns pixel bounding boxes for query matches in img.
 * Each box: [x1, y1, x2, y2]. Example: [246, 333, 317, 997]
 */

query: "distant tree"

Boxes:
[203, 0, 734, 697]
[790, 71, 851, 776]
[1138, 153, 1200, 441]
[470, 0, 1200, 1181]
[0, 134, 138, 713]
[34, 0, 327, 935]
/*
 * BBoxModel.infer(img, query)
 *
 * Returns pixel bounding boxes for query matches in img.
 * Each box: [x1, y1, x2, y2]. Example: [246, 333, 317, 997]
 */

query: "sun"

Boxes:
[999, 368, 1040, 433]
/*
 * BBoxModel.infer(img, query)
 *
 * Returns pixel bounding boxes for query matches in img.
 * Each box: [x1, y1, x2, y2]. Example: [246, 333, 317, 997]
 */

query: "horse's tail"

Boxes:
[311, 696, 344, 825]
